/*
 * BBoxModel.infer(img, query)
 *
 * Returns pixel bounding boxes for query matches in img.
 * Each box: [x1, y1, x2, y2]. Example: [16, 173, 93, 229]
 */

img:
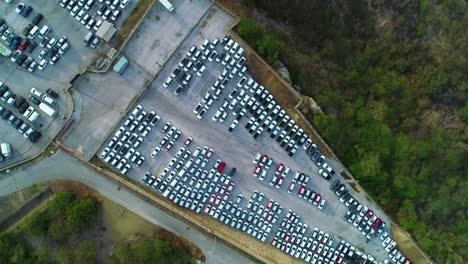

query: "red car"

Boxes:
[372, 218, 382, 230]
[275, 163, 284, 174]
[17, 38, 30, 51]
[297, 185, 305, 197]
[218, 161, 226, 172]
[183, 136, 193, 147]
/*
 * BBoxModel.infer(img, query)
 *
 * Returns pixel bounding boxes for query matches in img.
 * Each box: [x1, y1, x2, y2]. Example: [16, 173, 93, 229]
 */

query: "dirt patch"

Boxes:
[154, 226, 205, 261]
[391, 224, 431, 264]
[216, 0, 252, 17]
[113, 0, 155, 49]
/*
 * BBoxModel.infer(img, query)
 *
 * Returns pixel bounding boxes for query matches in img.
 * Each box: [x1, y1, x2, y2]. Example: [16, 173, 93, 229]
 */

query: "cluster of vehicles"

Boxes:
[164, 37, 221, 97]
[60, 0, 130, 48]
[0, 84, 53, 143]
[272, 212, 383, 264]
[153, 121, 181, 155]
[223, 190, 282, 242]
[330, 180, 412, 263]
[332, 180, 386, 239]
[99, 104, 159, 175]
[143, 137, 236, 216]
[2, 2, 71, 71]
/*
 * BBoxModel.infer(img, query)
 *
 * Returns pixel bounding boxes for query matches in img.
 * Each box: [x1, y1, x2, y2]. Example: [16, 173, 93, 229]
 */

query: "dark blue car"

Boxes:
[9, 36, 22, 50]
[20, 6, 33, 18]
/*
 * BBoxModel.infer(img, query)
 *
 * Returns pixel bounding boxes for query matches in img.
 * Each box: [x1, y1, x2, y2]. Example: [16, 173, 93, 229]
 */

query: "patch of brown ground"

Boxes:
[391, 224, 431, 264]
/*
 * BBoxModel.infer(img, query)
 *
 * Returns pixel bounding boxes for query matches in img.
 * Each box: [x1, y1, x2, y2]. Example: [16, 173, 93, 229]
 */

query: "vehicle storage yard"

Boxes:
[96, 3, 411, 262]
[0, 0, 138, 167]
[1, 0, 415, 263]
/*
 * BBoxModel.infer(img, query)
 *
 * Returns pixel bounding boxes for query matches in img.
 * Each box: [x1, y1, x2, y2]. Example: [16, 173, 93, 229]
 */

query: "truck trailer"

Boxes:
[159, 0, 175, 13]
[39, 102, 57, 117]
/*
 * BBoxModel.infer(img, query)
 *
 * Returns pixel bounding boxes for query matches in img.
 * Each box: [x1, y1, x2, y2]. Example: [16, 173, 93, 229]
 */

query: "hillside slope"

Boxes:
[232, 0, 467, 263]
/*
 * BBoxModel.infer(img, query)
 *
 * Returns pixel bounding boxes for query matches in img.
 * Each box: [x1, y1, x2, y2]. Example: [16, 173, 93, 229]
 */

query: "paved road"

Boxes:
[0, 150, 256, 264]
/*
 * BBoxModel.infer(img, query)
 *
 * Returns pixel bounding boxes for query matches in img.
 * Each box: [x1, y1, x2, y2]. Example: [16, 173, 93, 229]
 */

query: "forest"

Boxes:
[237, 0, 467, 263]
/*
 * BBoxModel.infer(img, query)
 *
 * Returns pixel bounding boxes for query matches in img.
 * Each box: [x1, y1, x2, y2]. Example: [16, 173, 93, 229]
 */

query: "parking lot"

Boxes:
[94, 4, 410, 264]
[122, 0, 213, 76]
[0, 0, 141, 167]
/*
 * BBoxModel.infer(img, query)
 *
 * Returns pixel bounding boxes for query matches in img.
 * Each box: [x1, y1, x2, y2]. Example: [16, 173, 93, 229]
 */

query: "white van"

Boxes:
[28, 111, 41, 123]
[192, 147, 201, 157]
[38, 25, 50, 38]
[28, 26, 39, 39]
[177, 168, 186, 177]
[43, 95, 56, 106]
[184, 158, 194, 169]
[59, 42, 70, 55]
[0, 143, 11, 158]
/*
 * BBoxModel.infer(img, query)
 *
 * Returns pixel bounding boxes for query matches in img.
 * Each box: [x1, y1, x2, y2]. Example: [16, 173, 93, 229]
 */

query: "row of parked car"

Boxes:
[99, 104, 158, 174]
[205, 189, 281, 243]
[60, 0, 106, 48]
[5, 3, 71, 71]
[190, 36, 247, 121]
[0, 83, 42, 142]
[331, 180, 386, 240]
[143, 132, 237, 216]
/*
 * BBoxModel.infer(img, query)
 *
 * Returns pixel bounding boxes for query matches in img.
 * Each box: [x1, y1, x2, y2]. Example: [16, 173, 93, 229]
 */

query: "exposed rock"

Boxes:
[274, 60, 292, 85]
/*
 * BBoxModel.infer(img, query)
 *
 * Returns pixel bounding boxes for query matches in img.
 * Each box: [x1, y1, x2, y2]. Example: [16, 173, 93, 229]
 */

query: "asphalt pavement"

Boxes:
[0, 150, 256, 264]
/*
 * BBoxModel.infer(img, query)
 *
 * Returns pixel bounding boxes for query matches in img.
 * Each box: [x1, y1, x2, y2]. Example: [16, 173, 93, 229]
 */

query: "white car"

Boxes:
[151, 147, 161, 158]
[120, 0, 131, 9]
[38, 59, 48, 70]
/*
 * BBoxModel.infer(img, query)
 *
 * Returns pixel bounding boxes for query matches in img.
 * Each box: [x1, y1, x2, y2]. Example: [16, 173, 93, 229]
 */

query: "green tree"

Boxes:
[397, 200, 418, 230]
[25, 210, 49, 237]
[56, 247, 73, 264]
[75, 240, 97, 264]
[66, 197, 99, 232]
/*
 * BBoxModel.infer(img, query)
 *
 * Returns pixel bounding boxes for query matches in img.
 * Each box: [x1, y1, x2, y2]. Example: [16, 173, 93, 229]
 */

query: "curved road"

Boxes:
[0, 150, 255, 264]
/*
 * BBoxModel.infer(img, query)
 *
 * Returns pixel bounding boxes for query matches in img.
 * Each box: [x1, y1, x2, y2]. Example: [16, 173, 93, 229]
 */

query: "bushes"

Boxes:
[236, 18, 282, 64]
[109, 236, 195, 264]
[25, 191, 99, 241]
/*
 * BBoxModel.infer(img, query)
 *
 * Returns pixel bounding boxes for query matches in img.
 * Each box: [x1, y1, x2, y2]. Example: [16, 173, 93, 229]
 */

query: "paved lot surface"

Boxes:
[0, 63, 68, 168]
[0, 0, 140, 168]
[62, 0, 225, 160]
[123, 0, 213, 76]
[97, 4, 392, 263]
[0, 150, 256, 264]
[61, 65, 149, 159]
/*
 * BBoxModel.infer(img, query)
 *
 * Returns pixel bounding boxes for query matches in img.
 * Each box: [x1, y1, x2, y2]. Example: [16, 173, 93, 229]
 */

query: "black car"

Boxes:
[16, 54, 27, 66]
[0, 18, 5, 27]
[21, 6, 33, 18]
[26, 40, 37, 53]
[2, 110, 12, 120]
[330, 179, 341, 192]
[49, 47, 59, 58]
[29, 131, 42, 143]
[32, 13, 43, 26]
[0, 85, 9, 97]
[22, 24, 33, 36]
[228, 167, 236, 176]
[46, 89, 59, 98]
[13, 118, 23, 129]
[14, 96, 25, 108]
[28, 95, 41, 105]
[18, 101, 29, 114]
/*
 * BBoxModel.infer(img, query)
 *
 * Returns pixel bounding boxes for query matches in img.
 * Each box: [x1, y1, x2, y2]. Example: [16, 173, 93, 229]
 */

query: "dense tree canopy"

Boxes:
[239, 0, 467, 262]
